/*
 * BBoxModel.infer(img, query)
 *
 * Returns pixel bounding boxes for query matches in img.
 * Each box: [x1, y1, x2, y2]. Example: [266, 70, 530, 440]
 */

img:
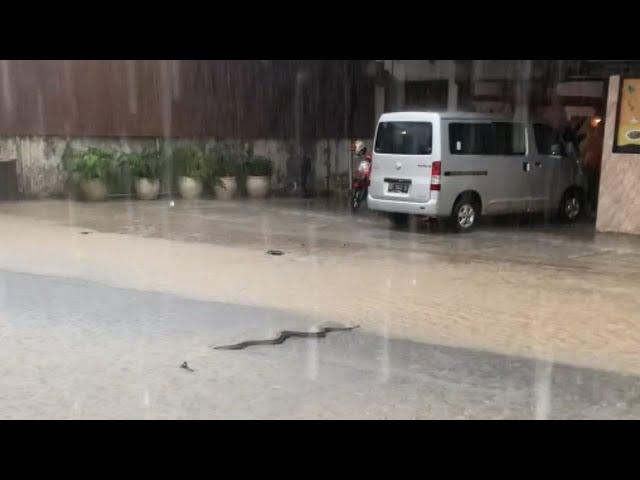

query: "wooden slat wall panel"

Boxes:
[0, 60, 374, 140]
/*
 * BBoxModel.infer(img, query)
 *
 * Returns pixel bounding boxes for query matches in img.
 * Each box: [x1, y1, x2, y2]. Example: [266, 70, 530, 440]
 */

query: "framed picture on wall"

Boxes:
[614, 77, 640, 153]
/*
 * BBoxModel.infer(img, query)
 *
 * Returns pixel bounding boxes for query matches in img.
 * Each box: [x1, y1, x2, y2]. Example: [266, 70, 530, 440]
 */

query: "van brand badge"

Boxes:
[395, 162, 402, 170]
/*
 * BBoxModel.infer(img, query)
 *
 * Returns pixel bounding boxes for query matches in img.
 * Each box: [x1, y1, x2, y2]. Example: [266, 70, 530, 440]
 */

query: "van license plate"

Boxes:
[389, 182, 409, 193]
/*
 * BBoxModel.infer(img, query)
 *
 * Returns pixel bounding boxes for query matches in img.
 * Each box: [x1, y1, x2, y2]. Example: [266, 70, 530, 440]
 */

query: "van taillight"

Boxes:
[430, 161, 441, 191]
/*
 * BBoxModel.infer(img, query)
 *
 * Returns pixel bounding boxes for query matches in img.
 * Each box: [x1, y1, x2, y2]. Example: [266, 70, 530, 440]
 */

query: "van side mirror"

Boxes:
[550, 144, 563, 156]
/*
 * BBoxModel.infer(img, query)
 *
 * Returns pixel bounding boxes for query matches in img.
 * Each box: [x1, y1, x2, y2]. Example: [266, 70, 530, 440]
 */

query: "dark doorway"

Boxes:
[0, 160, 19, 200]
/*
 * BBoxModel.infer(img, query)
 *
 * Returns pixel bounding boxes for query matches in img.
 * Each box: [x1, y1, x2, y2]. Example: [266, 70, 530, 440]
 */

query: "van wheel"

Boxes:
[559, 188, 583, 223]
[451, 195, 479, 233]
[389, 213, 410, 228]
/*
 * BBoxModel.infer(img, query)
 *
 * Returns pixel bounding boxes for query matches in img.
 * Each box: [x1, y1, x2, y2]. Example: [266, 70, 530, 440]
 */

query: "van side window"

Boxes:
[449, 122, 526, 155]
[374, 122, 432, 155]
[533, 123, 565, 156]
[493, 122, 526, 155]
[449, 123, 493, 154]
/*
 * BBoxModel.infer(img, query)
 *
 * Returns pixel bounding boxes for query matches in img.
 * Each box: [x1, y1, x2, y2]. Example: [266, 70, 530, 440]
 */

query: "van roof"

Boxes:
[379, 111, 523, 122]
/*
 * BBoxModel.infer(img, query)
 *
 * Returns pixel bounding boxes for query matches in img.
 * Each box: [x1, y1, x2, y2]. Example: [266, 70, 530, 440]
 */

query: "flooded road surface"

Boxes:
[0, 199, 639, 417]
[2, 269, 640, 419]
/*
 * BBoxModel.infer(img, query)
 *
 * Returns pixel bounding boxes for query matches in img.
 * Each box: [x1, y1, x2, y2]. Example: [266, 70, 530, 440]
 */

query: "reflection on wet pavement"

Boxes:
[2, 198, 640, 274]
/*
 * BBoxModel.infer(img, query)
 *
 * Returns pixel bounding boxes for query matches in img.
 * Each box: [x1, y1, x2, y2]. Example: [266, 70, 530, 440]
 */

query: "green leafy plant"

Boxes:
[119, 149, 163, 179]
[206, 143, 244, 186]
[173, 146, 205, 179]
[244, 156, 273, 176]
[65, 147, 116, 181]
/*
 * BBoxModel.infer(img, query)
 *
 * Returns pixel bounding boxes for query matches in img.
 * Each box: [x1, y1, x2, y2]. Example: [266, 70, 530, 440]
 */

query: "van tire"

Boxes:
[450, 194, 480, 233]
[389, 213, 410, 228]
[559, 187, 584, 223]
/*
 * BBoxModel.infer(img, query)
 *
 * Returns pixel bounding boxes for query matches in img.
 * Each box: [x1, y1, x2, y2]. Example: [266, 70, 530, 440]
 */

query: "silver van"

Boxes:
[367, 112, 587, 232]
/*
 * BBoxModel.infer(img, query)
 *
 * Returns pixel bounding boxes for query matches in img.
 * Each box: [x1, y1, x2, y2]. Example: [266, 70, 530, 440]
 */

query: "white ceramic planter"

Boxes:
[214, 176, 238, 200]
[178, 176, 203, 200]
[246, 175, 270, 199]
[80, 179, 108, 201]
[134, 177, 160, 200]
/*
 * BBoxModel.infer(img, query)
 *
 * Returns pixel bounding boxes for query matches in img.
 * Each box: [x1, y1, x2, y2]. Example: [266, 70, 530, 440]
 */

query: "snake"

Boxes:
[213, 325, 359, 351]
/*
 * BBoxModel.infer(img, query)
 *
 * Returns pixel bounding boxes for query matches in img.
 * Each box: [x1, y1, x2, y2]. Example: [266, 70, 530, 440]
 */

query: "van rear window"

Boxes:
[374, 122, 432, 155]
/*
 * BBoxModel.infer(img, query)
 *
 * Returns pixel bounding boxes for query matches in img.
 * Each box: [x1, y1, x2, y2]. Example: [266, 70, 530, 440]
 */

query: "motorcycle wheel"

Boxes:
[351, 190, 362, 211]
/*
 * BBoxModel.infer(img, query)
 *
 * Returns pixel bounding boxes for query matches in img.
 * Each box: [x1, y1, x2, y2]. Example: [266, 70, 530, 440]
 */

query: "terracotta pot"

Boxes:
[178, 176, 203, 200]
[80, 179, 108, 201]
[134, 177, 160, 200]
[246, 175, 270, 199]
[214, 176, 238, 200]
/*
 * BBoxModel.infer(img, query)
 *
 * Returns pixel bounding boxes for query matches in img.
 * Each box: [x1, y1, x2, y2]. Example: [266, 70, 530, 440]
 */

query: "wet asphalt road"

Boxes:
[2, 268, 640, 419]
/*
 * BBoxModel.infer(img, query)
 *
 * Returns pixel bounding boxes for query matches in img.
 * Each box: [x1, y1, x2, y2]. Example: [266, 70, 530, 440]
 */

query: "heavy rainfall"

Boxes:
[0, 60, 638, 419]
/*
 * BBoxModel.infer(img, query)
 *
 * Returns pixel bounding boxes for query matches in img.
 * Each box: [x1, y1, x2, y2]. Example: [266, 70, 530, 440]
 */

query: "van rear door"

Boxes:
[369, 120, 437, 203]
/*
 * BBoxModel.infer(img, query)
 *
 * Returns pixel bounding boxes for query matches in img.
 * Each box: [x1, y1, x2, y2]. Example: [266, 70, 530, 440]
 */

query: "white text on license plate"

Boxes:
[389, 182, 409, 193]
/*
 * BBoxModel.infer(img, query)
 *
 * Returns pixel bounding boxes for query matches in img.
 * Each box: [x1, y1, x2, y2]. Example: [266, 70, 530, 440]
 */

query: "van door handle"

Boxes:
[523, 161, 531, 172]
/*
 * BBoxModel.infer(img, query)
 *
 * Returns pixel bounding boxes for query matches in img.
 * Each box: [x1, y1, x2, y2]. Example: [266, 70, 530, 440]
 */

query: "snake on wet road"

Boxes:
[213, 325, 360, 350]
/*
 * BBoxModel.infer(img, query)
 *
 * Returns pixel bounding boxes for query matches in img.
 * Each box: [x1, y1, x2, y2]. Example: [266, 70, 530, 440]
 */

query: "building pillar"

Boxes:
[393, 62, 405, 110]
[375, 85, 385, 124]
[513, 61, 533, 122]
[596, 75, 640, 235]
[447, 79, 458, 111]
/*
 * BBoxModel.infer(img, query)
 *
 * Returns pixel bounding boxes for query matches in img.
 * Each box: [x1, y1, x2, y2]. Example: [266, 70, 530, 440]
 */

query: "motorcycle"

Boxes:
[351, 151, 372, 211]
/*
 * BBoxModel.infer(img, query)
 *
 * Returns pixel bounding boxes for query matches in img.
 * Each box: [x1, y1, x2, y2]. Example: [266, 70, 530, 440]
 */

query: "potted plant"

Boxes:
[244, 156, 272, 199]
[173, 146, 205, 200]
[207, 145, 242, 200]
[65, 147, 116, 201]
[120, 148, 164, 200]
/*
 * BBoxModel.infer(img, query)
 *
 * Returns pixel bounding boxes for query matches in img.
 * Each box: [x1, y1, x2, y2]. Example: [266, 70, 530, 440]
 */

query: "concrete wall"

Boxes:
[0, 137, 68, 198]
[596, 76, 640, 235]
[391, 60, 535, 84]
[0, 135, 369, 199]
[383, 60, 547, 114]
[394, 60, 457, 81]
[384, 61, 459, 112]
